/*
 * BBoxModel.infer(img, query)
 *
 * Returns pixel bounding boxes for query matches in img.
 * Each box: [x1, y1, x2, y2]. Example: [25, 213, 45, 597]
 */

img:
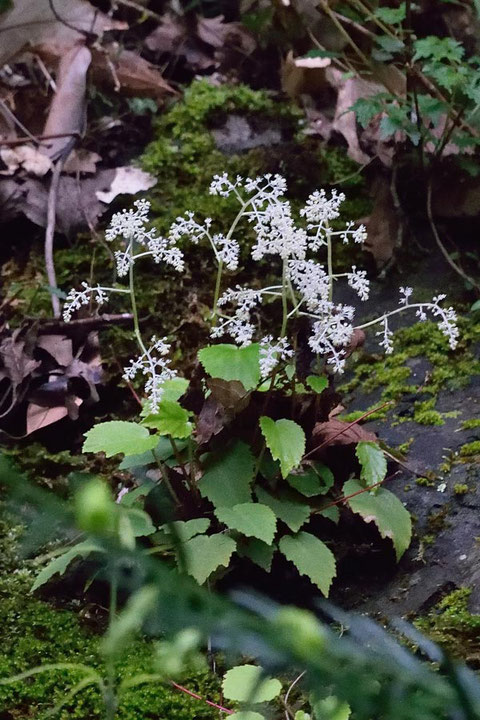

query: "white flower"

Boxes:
[244, 173, 287, 202]
[251, 201, 307, 261]
[209, 173, 242, 197]
[259, 336, 294, 378]
[376, 317, 394, 354]
[123, 336, 176, 412]
[287, 259, 329, 310]
[347, 266, 370, 301]
[431, 296, 459, 350]
[213, 286, 262, 346]
[214, 233, 240, 271]
[301, 189, 345, 224]
[399, 286, 413, 306]
[63, 282, 108, 322]
[169, 212, 212, 243]
[106, 198, 151, 243]
[308, 303, 355, 373]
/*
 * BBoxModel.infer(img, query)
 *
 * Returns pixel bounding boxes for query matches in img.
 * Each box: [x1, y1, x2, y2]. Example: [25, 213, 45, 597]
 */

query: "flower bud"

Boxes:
[75, 478, 115, 535]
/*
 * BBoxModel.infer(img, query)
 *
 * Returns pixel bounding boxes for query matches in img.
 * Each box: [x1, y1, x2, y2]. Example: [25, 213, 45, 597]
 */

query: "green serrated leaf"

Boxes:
[279, 532, 336, 596]
[356, 441, 387, 486]
[222, 664, 282, 703]
[319, 506, 340, 524]
[215, 503, 277, 545]
[287, 464, 333, 497]
[161, 518, 211, 543]
[32, 541, 103, 593]
[142, 400, 193, 438]
[374, 3, 406, 23]
[183, 533, 236, 584]
[230, 713, 266, 720]
[260, 417, 305, 478]
[313, 696, 351, 720]
[306, 375, 328, 393]
[344, 478, 412, 561]
[103, 585, 159, 656]
[123, 508, 156, 536]
[239, 538, 275, 572]
[83, 422, 158, 457]
[199, 441, 254, 508]
[141, 378, 189, 416]
[255, 487, 310, 533]
[198, 344, 260, 390]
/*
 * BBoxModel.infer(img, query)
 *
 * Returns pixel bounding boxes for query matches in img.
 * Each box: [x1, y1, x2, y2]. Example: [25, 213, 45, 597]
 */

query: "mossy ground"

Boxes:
[415, 589, 480, 665]
[341, 316, 480, 426]
[0, 515, 220, 720]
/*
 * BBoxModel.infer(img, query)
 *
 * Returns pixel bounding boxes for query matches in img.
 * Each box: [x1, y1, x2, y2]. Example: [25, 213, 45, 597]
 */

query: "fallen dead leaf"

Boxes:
[37, 334, 73, 366]
[282, 50, 331, 99]
[95, 166, 157, 204]
[26, 397, 82, 435]
[0, 0, 127, 65]
[63, 148, 101, 174]
[312, 418, 378, 448]
[364, 175, 401, 269]
[0, 145, 52, 176]
[41, 43, 91, 159]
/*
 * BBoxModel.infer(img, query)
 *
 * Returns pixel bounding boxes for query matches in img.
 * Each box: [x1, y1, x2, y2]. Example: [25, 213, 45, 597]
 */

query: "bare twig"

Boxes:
[112, 0, 164, 23]
[426, 180, 480, 292]
[45, 156, 65, 317]
[0, 98, 38, 143]
[0, 132, 80, 147]
[47, 0, 95, 40]
[35, 313, 134, 332]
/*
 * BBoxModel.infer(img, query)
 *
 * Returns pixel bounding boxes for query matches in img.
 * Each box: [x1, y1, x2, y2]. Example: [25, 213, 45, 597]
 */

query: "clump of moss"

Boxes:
[415, 589, 480, 663]
[426, 506, 450, 534]
[342, 318, 480, 427]
[460, 418, 480, 430]
[460, 441, 480, 457]
[0, 515, 220, 720]
[416, 476, 435, 487]
[454, 484, 469, 495]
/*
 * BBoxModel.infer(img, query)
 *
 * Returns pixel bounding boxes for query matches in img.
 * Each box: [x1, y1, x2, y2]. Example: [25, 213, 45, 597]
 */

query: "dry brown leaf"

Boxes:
[90, 44, 175, 99]
[328, 68, 382, 164]
[95, 167, 157, 203]
[26, 397, 82, 435]
[196, 15, 255, 54]
[37, 335, 73, 366]
[145, 12, 214, 71]
[63, 148, 101, 174]
[364, 176, 400, 268]
[0, 0, 127, 65]
[312, 418, 378, 448]
[0, 145, 52, 176]
[41, 44, 91, 159]
[282, 50, 331, 99]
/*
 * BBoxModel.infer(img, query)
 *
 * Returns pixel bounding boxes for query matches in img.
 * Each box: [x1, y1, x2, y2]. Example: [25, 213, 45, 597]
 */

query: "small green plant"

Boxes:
[53, 175, 463, 593]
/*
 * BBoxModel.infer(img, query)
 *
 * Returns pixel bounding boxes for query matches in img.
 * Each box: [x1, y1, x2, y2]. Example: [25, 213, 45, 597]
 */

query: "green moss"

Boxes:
[342, 318, 480, 427]
[415, 589, 480, 662]
[426, 506, 450, 534]
[460, 441, 480, 457]
[0, 515, 220, 720]
[396, 437, 414, 456]
[454, 484, 469, 495]
[415, 476, 435, 487]
[460, 418, 480, 430]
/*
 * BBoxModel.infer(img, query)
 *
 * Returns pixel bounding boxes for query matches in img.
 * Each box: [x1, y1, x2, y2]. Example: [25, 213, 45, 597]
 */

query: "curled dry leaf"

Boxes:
[196, 378, 250, 445]
[63, 149, 101, 175]
[0, 146, 52, 176]
[95, 167, 157, 204]
[0, 0, 127, 65]
[311, 418, 377, 451]
[281, 50, 331, 99]
[41, 44, 92, 160]
[27, 397, 82, 435]
[364, 176, 401, 269]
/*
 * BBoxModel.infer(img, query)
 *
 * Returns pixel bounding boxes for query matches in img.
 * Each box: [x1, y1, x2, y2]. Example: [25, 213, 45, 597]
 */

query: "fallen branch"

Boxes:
[44, 156, 65, 317]
[34, 313, 134, 332]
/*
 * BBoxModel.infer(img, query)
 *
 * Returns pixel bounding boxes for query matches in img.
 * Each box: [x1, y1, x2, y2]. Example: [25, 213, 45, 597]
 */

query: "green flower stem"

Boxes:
[327, 227, 333, 303]
[129, 263, 147, 356]
[104, 571, 118, 720]
[281, 259, 288, 337]
[212, 258, 224, 321]
[153, 448, 181, 506]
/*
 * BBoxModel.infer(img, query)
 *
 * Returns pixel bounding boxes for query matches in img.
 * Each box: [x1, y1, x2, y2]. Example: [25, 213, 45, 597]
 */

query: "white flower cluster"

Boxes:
[123, 336, 177, 413]
[62, 174, 460, 408]
[259, 336, 294, 378]
[63, 282, 108, 322]
[107, 199, 184, 277]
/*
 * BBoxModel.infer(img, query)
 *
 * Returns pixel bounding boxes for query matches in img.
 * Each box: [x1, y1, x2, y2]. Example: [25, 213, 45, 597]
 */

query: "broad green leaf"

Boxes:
[123, 508, 156, 536]
[356, 441, 387, 486]
[344, 479, 412, 561]
[142, 400, 192, 438]
[279, 532, 336, 596]
[83, 421, 158, 457]
[199, 441, 254, 508]
[160, 518, 210, 543]
[230, 713, 266, 720]
[260, 417, 305, 478]
[32, 541, 103, 592]
[306, 375, 328, 394]
[374, 2, 405, 23]
[287, 464, 333, 497]
[140, 378, 189, 416]
[255, 487, 310, 533]
[319, 506, 340, 524]
[313, 697, 351, 720]
[198, 344, 260, 390]
[295, 712, 311, 720]
[239, 538, 275, 572]
[183, 533, 236, 584]
[215, 503, 277, 545]
[119, 437, 185, 469]
[103, 585, 159, 656]
[222, 664, 282, 703]
[471, 299, 480, 312]
[118, 482, 155, 506]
